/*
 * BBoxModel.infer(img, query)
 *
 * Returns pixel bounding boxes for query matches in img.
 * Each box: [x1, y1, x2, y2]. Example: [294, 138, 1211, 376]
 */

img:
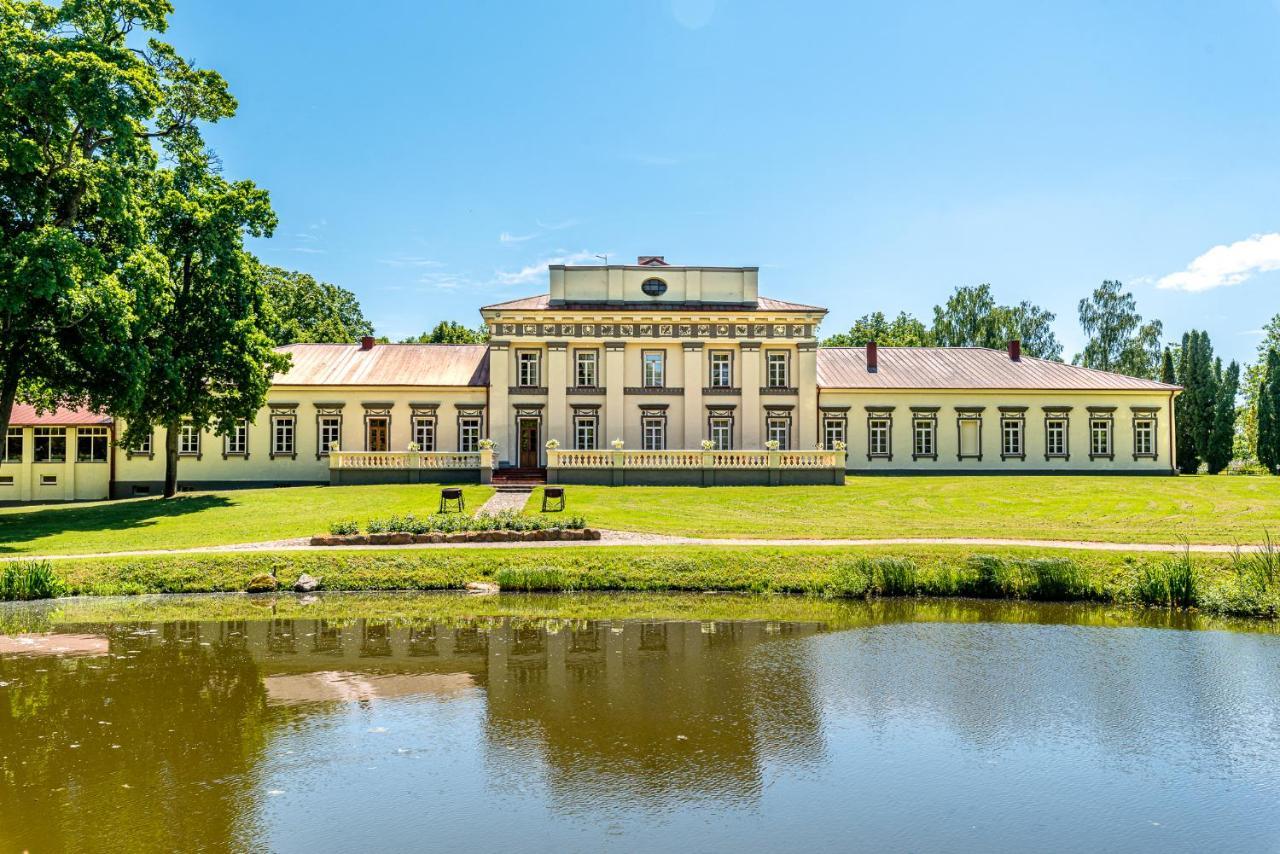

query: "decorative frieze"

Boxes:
[493, 321, 816, 340]
[624, 387, 685, 395]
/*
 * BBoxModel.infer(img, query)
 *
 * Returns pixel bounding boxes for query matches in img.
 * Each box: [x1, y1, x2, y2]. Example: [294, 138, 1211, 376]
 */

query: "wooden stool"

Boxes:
[439, 487, 465, 513]
[542, 486, 565, 512]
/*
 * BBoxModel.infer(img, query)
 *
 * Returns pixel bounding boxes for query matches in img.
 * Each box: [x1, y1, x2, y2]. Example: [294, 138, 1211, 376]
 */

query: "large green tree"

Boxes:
[930, 284, 1063, 360]
[1075, 280, 1164, 379]
[122, 153, 288, 497]
[260, 266, 372, 345]
[0, 0, 235, 459]
[1257, 348, 1280, 474]
[400, 320, 489, 344]
[822, 311, 931, 347]
[1206, 359, 1239, 474]
[1240, 313, 1280, 461]
[1174, 329, 1219, 473]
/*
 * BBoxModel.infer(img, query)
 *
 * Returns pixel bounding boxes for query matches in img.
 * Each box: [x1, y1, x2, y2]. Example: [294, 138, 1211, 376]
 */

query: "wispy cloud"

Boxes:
[499, 218, 580, 245]
[379, 255, 444, 268]
[290, 246, 326, 254]
[499, 231, 536, 244]
[1158, 232, 1280, 292]
[495, 251, 604, 286]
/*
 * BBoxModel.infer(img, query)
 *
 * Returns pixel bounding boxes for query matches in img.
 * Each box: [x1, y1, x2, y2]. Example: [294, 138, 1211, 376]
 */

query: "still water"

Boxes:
[1, 593, 1278, 853]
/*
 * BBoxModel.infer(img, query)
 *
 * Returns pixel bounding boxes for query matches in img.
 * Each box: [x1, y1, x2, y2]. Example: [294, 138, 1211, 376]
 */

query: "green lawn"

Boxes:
[530, 475, 1280, 544]
[0, 484, 493, 556]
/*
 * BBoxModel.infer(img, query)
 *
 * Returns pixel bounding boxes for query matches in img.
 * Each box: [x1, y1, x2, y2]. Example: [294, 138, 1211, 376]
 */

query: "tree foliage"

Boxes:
[400, 320, 489, 344]
[1240, 314, 1280, 461]
[1257, 349, 1280, 474]
[1173, 330, 1221, 473]
[1075, 281, 1164, 379]
[930, 284, 1063, 360]
[822, 311, 931, 347]
[1206, 359, 1239, 474]
[260, 266, 372, 345]
[0, 0, 235, 458]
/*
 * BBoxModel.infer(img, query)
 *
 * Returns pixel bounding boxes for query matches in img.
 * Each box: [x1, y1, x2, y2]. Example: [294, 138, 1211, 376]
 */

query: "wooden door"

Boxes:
[518, 419, 539, 468]
[367, 418, 389, 452]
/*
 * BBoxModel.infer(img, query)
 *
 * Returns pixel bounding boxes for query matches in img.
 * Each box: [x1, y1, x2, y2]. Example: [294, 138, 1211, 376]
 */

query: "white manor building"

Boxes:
[0, 258, 1180, 501]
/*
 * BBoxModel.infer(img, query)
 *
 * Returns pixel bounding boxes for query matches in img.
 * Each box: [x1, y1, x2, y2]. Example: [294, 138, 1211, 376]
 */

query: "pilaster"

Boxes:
[605, 342, 626, 445]
[740, 341, 762, 448]
[546, 341, 569, 451]
[488, 341, 511, 465]
[797, 341, 819, 449]
[682, 342, 704, 448]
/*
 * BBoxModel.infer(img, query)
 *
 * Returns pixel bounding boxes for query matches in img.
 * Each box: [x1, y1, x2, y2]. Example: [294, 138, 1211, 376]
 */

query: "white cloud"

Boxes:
[379, 256, 443, 268]
[290, 247, 326, 254]
[495, 251, 603, 286]
[1157, 232, 1280, 292]
[499, 231, 535, 244]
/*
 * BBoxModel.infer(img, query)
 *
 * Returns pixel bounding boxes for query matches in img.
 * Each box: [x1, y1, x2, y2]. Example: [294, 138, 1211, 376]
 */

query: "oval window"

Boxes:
[641, 278, 667, 297]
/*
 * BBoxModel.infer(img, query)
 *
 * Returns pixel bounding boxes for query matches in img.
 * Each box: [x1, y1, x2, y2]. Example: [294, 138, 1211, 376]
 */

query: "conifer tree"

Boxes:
[1258, 349, 1280, 474]
[1160, 347, 1176, 386]
[1206, 360, 1239, 474]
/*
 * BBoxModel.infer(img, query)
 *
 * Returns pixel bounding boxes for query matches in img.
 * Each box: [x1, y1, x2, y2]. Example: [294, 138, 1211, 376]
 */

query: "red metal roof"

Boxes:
[274, 343, 489, 387]
[482, 293, 825, 313]
[8, 404, 112, 427]
[816, 347, 1180, 392]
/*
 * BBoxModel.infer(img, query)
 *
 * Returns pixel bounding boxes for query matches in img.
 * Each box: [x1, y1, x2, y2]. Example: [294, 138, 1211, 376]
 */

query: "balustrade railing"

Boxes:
[546, 449, 843, 470]
[329, 451, 488, 470]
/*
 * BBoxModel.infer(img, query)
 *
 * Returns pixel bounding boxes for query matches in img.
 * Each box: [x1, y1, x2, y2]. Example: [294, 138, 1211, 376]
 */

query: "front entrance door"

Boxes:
[518, 419, 539, 468]
[367, 418, 389, 452]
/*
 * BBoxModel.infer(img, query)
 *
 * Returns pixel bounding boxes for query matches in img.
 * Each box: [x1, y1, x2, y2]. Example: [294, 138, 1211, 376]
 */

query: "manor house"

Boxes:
[1, 258, 1180, 501]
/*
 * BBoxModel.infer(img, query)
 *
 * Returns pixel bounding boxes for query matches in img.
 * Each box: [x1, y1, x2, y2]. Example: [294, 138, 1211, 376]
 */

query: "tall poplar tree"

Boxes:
[0, 0, 237, 460]
[1206, 360, 1239, 474]
[1258, 349, 1280, 474]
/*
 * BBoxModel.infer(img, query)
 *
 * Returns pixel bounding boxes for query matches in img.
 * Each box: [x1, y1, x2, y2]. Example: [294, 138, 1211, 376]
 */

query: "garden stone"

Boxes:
[293, 573, 321, 593]
[584, 529, 602, 540]
[387, 533, 412, 545]
[369, 533, 391, 545]
[532, 530, 548, 541]
[246, 573, 278, 593]
[465, 581, 499, 595]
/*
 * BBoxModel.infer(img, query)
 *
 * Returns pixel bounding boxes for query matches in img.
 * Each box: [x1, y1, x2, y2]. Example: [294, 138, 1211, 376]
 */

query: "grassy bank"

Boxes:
[0, 484, 494, 556]
[37, 544, 1280, 619]
[529, 475, 1280, 544]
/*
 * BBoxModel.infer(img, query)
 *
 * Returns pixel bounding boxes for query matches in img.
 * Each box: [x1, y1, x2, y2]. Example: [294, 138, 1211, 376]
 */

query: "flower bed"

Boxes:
[310, 527, 603, 546]
[315, 510, 598, 546]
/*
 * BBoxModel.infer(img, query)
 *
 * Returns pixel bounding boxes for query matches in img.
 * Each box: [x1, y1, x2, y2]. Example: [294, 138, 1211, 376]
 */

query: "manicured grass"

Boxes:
[0, 484, 493, 556]
[31, 543, 1279, 619]
[530, 475, 1280, 544]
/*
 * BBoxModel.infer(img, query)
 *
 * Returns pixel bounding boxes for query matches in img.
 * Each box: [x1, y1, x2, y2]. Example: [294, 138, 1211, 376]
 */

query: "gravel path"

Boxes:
[4, 530, 1265, 562]
[476, 489, 532, 516]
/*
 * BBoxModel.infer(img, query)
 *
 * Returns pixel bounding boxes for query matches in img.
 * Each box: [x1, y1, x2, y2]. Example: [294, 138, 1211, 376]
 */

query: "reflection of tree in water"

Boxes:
[0, 623, 274, 852]
[479, 619, 827, 811]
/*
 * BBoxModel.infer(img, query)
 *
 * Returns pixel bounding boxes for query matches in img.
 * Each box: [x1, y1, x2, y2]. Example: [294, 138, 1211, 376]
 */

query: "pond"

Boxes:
[1, 593, 1278, 853]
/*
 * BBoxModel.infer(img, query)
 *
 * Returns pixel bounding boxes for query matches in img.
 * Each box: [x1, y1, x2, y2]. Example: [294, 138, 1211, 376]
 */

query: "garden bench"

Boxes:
[542, 486, 566, 512]
[439, 487, 465, 513]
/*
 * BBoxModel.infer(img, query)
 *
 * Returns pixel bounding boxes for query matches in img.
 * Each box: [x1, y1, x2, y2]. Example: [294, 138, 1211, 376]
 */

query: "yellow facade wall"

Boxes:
[0, 426, 112, 503]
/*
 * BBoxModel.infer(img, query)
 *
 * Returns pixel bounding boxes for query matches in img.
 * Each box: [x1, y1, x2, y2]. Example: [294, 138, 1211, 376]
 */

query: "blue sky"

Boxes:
[173, 0, 1280, 363]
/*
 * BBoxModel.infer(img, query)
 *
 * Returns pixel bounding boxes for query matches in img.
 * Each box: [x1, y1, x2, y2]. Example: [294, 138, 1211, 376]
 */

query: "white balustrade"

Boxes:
[546, 449, 843, 470]
[329, 451, 485, 470]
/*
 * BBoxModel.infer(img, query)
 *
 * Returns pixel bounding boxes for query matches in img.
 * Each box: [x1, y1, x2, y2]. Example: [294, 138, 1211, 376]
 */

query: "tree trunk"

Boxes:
[164, 421, 180, 498]
[0, 349, 21, 472]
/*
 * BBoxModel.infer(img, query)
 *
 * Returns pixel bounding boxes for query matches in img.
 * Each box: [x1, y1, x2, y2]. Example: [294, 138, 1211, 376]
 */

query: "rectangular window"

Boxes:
[0, 475, 12, 486]
[76, 426, 109, 462]
[709, 417, 732, 450]
[823, 418, 846, 450]
[225, 420, 248, 456]
[517, 351, 540, 387]
[575, 351, 598, 388]
[40, 474, 57, 486]
[1134, 418, 1156, 458]
[271, 416, 294, 456]
[957, 415, 983, 460]
[913, 418, 935, 459]
[34, 427, 67, 462]
[366, 417, 389, 452]
[1090, 418, 1113, 458]
[130, 431, 152, 456]
[766, 352, 789, 388]
[767, 418, 790, 450]
[318, 416, 342, 455]
[458, 417, 481, 453]
[179, 423, 201, 456]
[1045, 417, 1068, 458]
[573, 416, 597, 450]
[642, 418, 666, 451]
[4, 428, 22, 463]
[1001, 419, 1024, 459]
[868, 418, 891, 459]
[643, 351, 665, 388]
[709, 352, 732, 388]
[411, 417, 435, 451]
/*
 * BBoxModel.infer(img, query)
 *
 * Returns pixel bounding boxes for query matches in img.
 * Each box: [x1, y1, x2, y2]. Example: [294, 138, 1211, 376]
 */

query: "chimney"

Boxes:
[1007, 339, 1021, 361]
[360, 336, 375, 351]
[866, 340, 878, 373]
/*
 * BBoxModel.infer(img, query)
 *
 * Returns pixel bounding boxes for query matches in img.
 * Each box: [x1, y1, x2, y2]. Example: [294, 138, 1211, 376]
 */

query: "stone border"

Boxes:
[310, 528, 603, 546]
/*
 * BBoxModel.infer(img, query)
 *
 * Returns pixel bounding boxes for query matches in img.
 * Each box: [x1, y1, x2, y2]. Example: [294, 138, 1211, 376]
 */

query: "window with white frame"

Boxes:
[412, 416, 435, 451]
[1045, 415, 1069, 458]
[575, 351, 598, 387]
[709, 351, 732, 388]
[573, 415, 597, 450]
[178, 423, 200, 456]
[766, 352, 789, 388]
[867, 417, 892, 459]
[318, 415, 342, 455]
[913, 417, 936, 459]
[823, 417, 846, 449]
[129, 431, 152, 456]
[225, 420, 248, 456]
[33, 427, 66, 462]
[642, 417, 666, 450]
[1133, 416, 1156, 458]
[709, 417, 732, 450]
[517, 351, 540, 387]
[643, 351, 665, 388]
[76, 426, 109, 462]
[4, 428, 22, 463]
[766, 417, 790, 450]
[1090, 417, 1113, 459]
[458, 417, 481, 452]
[1001, 417, 1024, 459]
[271, 415, 294, 457]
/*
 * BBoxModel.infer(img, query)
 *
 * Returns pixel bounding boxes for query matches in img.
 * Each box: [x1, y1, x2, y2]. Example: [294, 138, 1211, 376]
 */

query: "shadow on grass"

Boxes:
[0, 495, 234, 553]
